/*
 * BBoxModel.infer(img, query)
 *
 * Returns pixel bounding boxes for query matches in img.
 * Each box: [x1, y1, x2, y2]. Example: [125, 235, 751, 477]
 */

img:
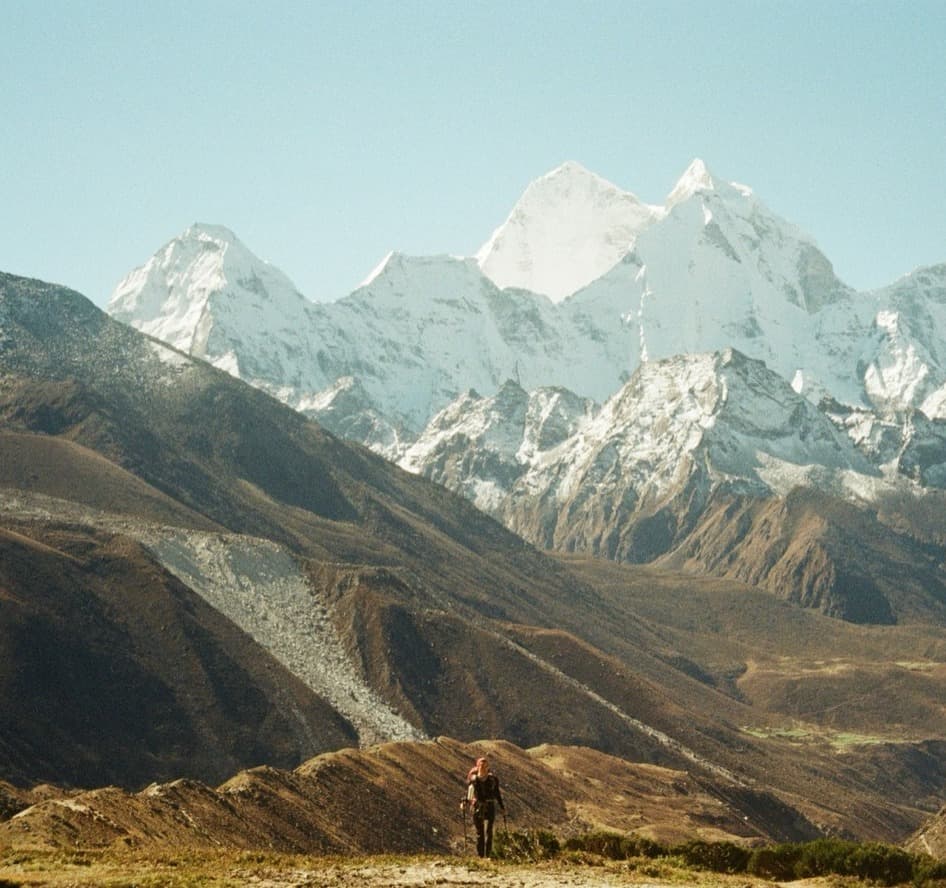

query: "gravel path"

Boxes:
[231, 859, 671, 887]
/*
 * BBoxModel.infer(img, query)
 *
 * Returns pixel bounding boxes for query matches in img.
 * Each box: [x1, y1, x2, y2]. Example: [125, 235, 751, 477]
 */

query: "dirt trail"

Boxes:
[249, 859, 657, 886]
[0, 856, 733, 887]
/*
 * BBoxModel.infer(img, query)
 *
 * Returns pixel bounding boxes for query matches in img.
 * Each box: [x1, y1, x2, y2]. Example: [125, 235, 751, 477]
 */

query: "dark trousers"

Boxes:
[473, 803, 495, 857]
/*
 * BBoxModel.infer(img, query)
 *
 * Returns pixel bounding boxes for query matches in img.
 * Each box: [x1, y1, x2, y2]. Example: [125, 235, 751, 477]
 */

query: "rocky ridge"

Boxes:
[0, 737, 818, 854]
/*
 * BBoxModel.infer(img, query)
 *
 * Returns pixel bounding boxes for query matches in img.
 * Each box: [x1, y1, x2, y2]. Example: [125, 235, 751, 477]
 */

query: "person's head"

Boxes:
[475, 756, 488, 776]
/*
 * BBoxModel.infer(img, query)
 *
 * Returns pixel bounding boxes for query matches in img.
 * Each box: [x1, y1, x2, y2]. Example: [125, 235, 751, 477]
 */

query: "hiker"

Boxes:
[465, 756, 505, 857]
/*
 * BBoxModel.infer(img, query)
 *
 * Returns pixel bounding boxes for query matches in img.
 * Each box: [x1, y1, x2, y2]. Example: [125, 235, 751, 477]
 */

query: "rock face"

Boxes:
[405, 349, 876, 542]
[399, 349, 946, 624]
[0, 520, 358, 789]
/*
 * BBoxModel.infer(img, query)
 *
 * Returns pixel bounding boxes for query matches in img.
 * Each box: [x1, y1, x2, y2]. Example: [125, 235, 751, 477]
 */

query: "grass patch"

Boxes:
[495, 831, 946, 886]
[741, 722, 897, 749]
[3, 839, 946, 886]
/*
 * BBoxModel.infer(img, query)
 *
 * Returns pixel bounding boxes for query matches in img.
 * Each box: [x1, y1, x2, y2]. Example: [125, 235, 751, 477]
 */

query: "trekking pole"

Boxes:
[461, 800, 468, 849]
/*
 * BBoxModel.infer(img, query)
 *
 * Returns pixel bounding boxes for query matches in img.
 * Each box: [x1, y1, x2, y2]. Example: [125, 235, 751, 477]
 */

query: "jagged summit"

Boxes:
[106, 160, 946, 474]
[665, 158, 751, 208]
[185, 221, 240, 242]
[357, 249, 396, 289]
[514, 160, 622, 196]
[108, 223, 308, 366]
[475, 161, 662, 301]
[665, 158, 713, 204]
[401, 347, 879, 540]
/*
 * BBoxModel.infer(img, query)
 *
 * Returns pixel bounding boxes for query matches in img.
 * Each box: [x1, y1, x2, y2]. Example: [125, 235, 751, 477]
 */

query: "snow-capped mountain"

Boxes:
[858, 264, 946, 417]
[106, 160, 946, 600]
[109, 228, 638, 446]
[400, 381, 597, 513]
[111, 159, 919, 441]
[403, 349, 883, 558]
[109, 223, 328, 388]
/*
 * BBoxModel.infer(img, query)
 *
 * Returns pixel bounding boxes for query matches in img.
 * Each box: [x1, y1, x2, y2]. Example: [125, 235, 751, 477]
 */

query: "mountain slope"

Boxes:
[8, 272, 946, 841]
[656, 487, 946, 625]
[401, 349, 946, 624]
[0, 521, 356, 788]
[402, 350, 862, 542]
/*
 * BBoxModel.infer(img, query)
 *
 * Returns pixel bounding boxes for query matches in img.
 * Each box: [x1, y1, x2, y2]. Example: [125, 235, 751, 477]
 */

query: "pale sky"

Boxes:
[2, 0, 944, 306]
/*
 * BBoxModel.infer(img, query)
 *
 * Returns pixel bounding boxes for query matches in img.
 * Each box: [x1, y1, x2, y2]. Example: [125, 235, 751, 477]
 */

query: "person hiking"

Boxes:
[466, 756, 505, 857]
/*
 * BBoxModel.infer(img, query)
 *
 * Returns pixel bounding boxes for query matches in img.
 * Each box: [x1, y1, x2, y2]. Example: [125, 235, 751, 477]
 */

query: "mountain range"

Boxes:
[5, 270, 946, 848]
[107, 160, 946, 624]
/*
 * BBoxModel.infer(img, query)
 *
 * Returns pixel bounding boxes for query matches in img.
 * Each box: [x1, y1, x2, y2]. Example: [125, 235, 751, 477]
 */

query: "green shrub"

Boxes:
[845, 842, 915, 885]
[626, 836, 666, 859]
[912, 853, 946, 887]
[494, 829, 924, 885]
[793, 837, 853, 878]
[747, 843, 803, 881]
[492, 829, 560, 862]
[748, 838, 919, 885]
[561, 831, 667, 860]
[562, 831, 626, 860]
[674, 839, 751, 873]
[793, 837, 915, 883]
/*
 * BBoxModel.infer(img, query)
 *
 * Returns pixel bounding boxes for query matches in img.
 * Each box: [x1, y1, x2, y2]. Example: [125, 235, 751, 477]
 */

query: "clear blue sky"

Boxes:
[2, 0, 944, 306]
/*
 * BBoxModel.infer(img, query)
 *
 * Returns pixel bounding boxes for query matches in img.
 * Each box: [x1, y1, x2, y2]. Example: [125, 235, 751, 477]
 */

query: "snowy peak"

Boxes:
[357, 250, 396, 289]
[665, 158, 751, 209]
[400, 347, 882, 565]
[593, 348, 874, 509]
[666, 158, 716, 206]
[353, 251, 482, 299]
[476, 161, 662, 301]
[186, 222, 241, 243]
[399, 381, 597, 513]
[108, 223, 307, 361]
[666, 158, 713, 204]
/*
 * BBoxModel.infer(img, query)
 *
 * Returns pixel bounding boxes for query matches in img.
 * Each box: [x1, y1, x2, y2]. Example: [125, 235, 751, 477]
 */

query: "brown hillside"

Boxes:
[0, 431, 219, 530]
[656, 488, 946, 625]
[0, 522, 356, 788]
[0, 738, 816, 855]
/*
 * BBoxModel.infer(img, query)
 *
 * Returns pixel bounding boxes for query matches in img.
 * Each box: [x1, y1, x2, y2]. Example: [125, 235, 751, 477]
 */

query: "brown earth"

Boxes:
[655, 488, 946, 625]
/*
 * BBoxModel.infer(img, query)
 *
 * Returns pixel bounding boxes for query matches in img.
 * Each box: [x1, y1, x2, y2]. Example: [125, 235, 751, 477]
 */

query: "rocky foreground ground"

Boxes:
[0, 849, 790, 888]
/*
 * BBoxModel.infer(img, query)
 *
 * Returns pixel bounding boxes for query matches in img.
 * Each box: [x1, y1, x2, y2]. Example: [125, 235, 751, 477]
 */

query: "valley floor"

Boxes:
[0, 851, 795, 888]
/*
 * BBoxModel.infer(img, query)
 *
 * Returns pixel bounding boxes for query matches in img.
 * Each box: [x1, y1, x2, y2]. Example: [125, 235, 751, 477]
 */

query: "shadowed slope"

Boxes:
[0, 523, 356, 787]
